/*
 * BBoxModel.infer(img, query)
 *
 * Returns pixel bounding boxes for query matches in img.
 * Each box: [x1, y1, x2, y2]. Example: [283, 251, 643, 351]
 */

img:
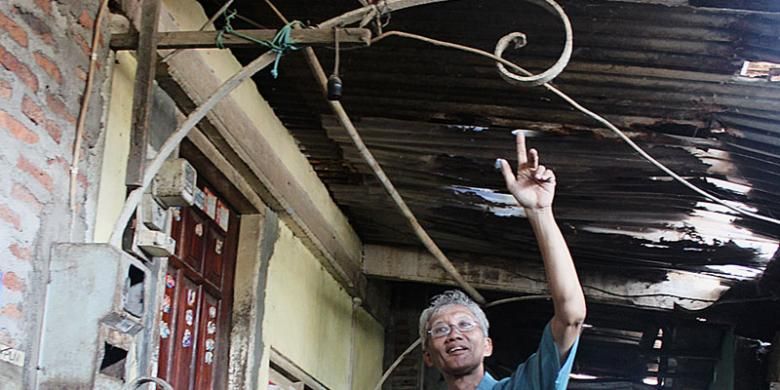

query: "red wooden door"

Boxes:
[157, 183, 238, 390]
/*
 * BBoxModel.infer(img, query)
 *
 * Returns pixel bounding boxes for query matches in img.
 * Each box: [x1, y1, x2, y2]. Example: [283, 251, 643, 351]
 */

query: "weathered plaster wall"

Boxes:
[0, 0, 109, 388]
[263, 221, 385, 390]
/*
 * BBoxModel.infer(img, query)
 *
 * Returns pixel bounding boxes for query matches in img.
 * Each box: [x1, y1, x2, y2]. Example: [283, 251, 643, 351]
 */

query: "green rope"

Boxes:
[216, 10, 302, 78]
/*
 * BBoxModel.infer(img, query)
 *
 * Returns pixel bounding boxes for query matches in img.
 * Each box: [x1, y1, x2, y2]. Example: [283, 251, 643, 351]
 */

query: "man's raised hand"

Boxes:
[497, 131, 556, 210]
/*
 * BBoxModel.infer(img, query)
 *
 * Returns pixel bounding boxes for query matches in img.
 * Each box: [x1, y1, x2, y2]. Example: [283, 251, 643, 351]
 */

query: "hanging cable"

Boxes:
[263, 0, 487, 304]
[69, 0, 110, 239]
[109, 50, 282, 246]
[369, 31, 780, 226]
[327, 27, 344, 100]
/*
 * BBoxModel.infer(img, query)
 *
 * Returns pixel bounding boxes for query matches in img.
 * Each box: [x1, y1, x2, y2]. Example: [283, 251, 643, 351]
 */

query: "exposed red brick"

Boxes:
[0, 304, 22, 319]
[78, 9, 94, 30]
[17, 10, 54, 47]
[34, 0, 52, 16]
[9, 243, 33, 261]
[40, 32, 55, 46]
[33, 51, 62, 84]
[0, 45, 38, 92]
[72, 30, 91, 57]
[17, 155, 54, 192]
[0, 203, 22, 231]
[75, 66, 87, 82]
[1, 272, 25, 292]
[46, 93, 76, 125]
[0, 110, 39, 144]
[21, 95, 44, 125]
[0, 11, 28, 48]
[44, 120, 62, 144]
[0, 79, 11, 99]
[77, 172, 88, 188]
[11, 182, 43, 213]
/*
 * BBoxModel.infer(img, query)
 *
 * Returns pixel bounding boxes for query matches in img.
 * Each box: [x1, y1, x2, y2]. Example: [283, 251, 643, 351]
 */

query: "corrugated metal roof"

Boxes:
[197, 0, 780, 385]
[227, 0, 780, 273]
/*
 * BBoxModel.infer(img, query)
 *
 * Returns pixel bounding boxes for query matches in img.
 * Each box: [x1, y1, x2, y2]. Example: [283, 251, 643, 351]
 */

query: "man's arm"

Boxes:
[497, 131, 586, 359]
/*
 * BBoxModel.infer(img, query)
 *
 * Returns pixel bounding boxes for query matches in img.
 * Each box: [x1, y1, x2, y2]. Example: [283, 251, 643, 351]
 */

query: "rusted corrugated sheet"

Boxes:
[229, 0, 780, 273]
[194, 0, 780, 385]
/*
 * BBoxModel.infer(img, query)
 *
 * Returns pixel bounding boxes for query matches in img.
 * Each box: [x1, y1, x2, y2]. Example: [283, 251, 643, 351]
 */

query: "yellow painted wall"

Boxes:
[92, 52, 134, 243]
[263, 221, 384, 390]
[105, 2, 385, 388]
[351, 308, 386, 390]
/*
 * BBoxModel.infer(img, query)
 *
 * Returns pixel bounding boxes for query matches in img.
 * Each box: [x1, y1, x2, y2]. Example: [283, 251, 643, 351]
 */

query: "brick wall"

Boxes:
[0, 0, 108, 387]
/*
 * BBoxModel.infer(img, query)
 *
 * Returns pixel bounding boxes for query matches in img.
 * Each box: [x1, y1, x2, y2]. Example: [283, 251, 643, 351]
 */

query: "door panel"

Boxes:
[157, 182, 238, 390]
[170, 277, 200, 389]
[195, 292, 220, 389]
[181, 211, 206, 273]
[203, 227, 225, 288]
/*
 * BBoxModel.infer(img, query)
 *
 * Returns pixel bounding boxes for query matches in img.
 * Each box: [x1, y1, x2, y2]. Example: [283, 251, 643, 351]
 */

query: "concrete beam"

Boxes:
[363, 245, 729, 310]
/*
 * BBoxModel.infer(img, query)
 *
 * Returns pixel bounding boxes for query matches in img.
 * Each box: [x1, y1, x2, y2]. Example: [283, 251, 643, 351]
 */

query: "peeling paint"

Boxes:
[448, 185, 526, 218]
[706, 178, 751, 195]
[705, 264, 765, 280]
[446, 124, 489, 133]
[582, 200, 778, 265]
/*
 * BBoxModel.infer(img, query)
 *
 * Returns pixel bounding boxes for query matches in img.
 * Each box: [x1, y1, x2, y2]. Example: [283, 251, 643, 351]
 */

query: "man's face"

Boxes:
[423, 304, 493, 377]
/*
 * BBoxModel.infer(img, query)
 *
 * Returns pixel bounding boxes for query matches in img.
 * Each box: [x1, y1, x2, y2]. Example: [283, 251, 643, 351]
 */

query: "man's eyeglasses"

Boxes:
[427, 318, 478, 339]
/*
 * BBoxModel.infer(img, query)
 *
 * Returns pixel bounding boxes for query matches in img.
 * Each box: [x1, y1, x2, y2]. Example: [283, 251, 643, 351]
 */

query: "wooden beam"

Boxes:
[362, 244, 729, 310]
[148, 48, 368, 306]
[125, 0, 162, 187]
[110, 28, 372, 50]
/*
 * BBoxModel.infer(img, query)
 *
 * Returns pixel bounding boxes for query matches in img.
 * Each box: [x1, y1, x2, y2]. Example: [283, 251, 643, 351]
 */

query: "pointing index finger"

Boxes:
[512, 129, 528, 165]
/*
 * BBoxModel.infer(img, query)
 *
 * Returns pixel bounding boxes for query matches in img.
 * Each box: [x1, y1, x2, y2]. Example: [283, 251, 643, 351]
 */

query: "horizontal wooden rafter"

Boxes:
[110, 28, 372, 50]
[363, 244, 730, 311]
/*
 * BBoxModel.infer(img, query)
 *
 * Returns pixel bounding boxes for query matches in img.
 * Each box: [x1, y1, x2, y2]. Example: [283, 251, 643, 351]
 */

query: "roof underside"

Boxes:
[196, 0, 779, 386]
[222, 0, 780, 276]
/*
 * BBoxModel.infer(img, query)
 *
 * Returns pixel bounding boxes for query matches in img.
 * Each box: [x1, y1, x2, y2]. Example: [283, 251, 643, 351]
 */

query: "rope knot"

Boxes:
[216, 10, 302, 78]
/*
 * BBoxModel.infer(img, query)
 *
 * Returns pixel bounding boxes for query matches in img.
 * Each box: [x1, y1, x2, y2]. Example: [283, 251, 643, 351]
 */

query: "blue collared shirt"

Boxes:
[477, 321, 579, 390]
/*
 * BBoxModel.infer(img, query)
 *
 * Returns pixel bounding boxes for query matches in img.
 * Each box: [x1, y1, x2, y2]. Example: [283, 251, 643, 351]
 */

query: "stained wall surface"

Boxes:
[0, 0, 109, 387]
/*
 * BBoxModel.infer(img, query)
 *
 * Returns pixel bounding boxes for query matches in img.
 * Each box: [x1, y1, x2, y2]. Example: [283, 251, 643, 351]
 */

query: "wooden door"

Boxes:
[157, 183, 239, 390]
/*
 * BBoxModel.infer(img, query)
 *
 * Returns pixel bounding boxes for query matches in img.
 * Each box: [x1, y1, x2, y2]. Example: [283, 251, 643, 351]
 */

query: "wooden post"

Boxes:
[126, 0, 162, 187]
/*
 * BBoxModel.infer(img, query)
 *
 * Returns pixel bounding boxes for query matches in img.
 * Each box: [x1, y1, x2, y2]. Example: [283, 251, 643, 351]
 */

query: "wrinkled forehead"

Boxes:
[427, 304, 477, 326]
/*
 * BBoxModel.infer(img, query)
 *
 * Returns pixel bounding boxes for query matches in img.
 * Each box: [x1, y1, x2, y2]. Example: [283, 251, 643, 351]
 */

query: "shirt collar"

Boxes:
[477, 372, 498, 390]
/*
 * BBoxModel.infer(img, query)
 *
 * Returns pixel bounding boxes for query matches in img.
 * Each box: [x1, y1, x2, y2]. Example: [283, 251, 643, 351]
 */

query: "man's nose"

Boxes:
[445, 326, 466, 339]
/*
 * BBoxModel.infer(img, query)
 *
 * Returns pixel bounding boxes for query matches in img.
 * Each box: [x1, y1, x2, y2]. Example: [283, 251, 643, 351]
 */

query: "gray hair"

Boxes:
[418, 290, 489, 350]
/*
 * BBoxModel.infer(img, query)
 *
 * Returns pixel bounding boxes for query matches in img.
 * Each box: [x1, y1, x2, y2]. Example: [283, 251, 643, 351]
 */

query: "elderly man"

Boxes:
[419, 132, 587, 390]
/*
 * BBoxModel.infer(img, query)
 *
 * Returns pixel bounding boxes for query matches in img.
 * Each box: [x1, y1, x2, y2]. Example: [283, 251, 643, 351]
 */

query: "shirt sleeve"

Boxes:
[493, 321, 580, 390]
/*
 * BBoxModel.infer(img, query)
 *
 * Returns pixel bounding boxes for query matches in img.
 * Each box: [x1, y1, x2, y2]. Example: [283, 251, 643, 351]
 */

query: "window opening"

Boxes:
[123, 264, 145, 317]
[99, 343, 128, 380]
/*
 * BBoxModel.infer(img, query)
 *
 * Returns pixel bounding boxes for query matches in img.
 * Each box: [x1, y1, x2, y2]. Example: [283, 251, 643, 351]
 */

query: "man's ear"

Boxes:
[423, 350, 434, 367]
[483, 336, 493, 357]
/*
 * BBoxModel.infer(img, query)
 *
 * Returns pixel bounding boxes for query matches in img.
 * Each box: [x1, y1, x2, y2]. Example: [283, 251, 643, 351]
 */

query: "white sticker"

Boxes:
[0, 343, 25, 367]
[204, 188, 217, 219]
[217, 202, 230, 232]
[193, 188, 205, 210]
